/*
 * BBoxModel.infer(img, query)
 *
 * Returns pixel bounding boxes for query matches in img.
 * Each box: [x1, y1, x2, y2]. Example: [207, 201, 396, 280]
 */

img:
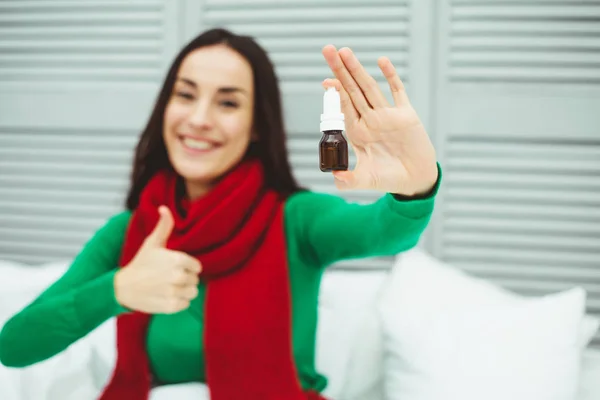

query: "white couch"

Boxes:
[1, 250, 599, 400]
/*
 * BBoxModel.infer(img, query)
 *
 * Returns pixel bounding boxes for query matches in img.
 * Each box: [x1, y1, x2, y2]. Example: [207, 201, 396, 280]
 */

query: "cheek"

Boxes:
[219, 112, 253, 148]
[164, 102, 187, 137]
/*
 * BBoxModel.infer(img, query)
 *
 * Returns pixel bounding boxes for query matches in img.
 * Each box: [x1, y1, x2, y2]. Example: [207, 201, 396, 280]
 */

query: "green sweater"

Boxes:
[0, 182, 438, 392]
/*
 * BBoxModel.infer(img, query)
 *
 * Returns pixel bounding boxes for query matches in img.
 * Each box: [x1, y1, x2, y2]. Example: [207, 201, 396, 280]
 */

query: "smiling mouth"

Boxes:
[179, 135, 221, 152]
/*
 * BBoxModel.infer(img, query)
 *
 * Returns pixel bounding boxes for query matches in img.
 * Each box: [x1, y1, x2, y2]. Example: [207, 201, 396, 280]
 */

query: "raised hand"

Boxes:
[114, 206, 202, 314]
[322, 45, 438, 197]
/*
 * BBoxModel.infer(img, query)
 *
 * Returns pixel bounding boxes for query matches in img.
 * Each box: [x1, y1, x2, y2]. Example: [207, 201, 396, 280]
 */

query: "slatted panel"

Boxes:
[0, 0, 166, 82]
[442, 136, 600, 345]
[0, 1, 178, 265]
[201, 0, 411, 270]
[203, 0, 410, 84]
[0, 127, 137, 264]
[449, 0, 600, 83]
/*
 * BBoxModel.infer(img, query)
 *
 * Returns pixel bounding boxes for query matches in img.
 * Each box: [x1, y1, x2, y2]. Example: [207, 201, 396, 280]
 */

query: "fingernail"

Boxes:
[333, 173, 346, 182]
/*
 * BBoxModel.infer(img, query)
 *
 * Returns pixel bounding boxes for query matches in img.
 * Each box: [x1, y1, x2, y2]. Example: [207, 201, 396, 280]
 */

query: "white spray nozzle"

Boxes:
[320, 87, 345, 132]
[324, 87, 341, 115]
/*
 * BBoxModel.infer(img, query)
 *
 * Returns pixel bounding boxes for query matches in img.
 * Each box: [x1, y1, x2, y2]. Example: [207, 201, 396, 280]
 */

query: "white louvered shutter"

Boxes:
[431, 0, 600, 345]
[0, 0, 181, 264]
[200, 0, 416, 270]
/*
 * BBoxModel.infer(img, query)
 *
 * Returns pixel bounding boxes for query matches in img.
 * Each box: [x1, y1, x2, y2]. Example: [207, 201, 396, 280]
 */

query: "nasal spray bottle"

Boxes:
[319, 87, 348, 172]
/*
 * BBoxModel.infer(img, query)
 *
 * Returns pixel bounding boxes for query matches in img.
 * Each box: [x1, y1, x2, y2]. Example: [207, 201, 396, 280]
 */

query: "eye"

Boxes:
[175, 91, 194, 100]
[220, 100, 239, 108]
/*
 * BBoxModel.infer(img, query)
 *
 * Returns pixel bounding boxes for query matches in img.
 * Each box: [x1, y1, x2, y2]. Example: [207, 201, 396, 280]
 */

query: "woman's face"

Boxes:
[163, 44, 255, 199]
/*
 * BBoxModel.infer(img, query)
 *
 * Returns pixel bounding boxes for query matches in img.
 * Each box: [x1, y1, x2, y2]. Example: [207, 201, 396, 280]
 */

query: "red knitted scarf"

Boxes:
[99, 159, 326, 400]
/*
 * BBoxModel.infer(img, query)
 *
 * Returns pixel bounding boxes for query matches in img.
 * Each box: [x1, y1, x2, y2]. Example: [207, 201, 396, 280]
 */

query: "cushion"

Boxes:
[149, 383, 209, 400]
[317, 269, 388, 400]
[579, 348, 600, 400]
[379, 248, 597, 400]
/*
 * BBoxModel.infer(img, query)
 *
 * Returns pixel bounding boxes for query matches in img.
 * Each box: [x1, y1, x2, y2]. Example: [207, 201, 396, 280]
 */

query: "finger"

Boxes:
[322, 78, 358, 124]
[180, 270, 200, 286]
[322, 45, 371, 116]
[186, 272, 200, 286]
[338, 47, 388, 108]
[378, 56, 409, 107]
[178, 285, 199, 301]
[173, 252, 202, 274]
[171, 268, 200, 286]
[170, 269, 187, 285]
[145, 206, 174, 248]
[185, 259, 202, 275]
[165, 298, 190, 314]
[332, 169, 372, 191]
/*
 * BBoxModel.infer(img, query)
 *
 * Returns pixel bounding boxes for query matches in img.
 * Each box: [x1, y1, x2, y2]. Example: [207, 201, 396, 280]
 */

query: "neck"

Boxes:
[185, 179, 214, 201]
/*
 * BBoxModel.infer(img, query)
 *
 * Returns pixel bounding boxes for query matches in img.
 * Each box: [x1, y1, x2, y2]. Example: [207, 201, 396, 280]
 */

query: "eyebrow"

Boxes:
[177, 77, 248, 95]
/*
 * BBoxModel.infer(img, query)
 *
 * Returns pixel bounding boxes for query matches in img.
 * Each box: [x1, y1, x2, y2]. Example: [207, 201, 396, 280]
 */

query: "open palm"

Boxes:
[322, 45, 438, 197]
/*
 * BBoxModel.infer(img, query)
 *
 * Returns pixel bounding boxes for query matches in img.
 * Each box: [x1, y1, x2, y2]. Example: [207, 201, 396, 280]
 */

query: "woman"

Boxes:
[0, 28, 440, 399]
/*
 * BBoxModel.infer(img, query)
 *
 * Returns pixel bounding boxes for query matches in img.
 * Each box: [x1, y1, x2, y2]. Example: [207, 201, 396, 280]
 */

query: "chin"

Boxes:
[173, 163, 219, 182]
[172, 158, 240, 184]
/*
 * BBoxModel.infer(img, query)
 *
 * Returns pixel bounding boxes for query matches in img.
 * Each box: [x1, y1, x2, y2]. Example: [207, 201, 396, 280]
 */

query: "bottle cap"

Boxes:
[320, 87, 345, 132]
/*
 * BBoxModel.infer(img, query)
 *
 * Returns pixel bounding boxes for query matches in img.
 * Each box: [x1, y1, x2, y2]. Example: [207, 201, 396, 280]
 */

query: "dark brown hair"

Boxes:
[125, 28, 304, 210]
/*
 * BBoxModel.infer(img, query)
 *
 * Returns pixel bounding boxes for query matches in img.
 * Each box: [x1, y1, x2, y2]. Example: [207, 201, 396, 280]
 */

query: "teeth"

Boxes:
[182, 137, 214, 150]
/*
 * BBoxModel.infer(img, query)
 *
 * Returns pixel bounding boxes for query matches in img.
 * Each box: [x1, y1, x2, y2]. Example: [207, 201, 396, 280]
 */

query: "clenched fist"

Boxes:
[114, 206, 202, 314]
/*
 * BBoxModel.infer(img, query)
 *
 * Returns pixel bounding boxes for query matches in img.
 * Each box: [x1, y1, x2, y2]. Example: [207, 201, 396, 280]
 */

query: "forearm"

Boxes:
[367, 193, 434, 255]
[299, 163, 441, 267]
[0, 270, 127, 368]
[319, 193, 435, 265]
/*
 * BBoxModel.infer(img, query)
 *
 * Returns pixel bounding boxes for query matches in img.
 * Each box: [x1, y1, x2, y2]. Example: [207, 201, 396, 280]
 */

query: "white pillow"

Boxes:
[317, 269, 387, 400]
[384, 249, 598, 346]
[149, 383, 209, 400]
[581, 317, 600, 349]
[0, 260, 69, 323]
[0, 260, 105, 400]
[379, 248, 594, 400]
[579, 348, 600, 400]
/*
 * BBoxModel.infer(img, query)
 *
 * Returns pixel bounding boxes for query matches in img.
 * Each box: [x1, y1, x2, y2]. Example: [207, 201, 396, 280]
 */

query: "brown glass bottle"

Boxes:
[319, 130, 348, 172]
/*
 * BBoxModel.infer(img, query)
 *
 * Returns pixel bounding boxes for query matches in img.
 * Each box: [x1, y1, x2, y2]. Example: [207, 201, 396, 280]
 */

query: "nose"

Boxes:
[187, 100, 214, 130]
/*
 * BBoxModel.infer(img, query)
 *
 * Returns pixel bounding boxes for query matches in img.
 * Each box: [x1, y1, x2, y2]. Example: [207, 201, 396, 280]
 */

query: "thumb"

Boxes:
[332, 170, 356, 191]
[145, 205, 174, 248]
[333, 169, 370, 191]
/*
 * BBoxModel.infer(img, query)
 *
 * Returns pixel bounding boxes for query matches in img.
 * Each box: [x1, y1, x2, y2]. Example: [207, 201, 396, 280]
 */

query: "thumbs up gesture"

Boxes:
[114, 206, 202, 314]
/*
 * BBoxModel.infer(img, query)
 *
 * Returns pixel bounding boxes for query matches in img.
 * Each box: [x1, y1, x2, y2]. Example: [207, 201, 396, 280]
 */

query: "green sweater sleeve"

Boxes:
[287, 164, 441, 267]
[0, 211, 132, 368]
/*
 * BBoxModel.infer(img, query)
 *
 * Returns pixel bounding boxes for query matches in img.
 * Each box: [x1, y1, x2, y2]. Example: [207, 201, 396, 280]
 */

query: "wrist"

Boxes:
[393, 163, 441, 200]
[113, 269, 132, 312]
